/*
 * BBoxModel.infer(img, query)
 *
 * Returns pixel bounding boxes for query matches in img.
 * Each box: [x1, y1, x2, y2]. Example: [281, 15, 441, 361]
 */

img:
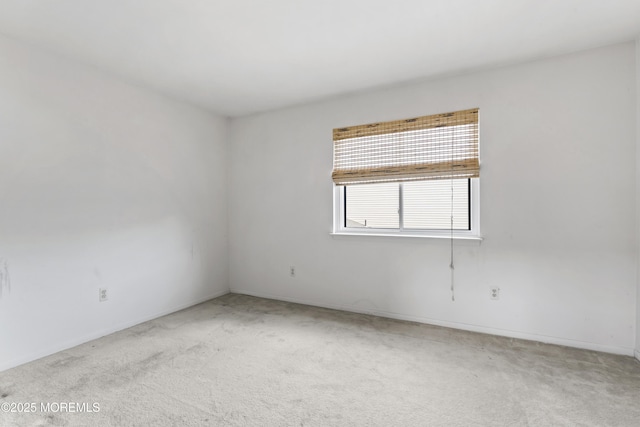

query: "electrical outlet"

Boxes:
[290, 266, 295, 277]
[490, 287, 500, 300]
[99, 288, 108, 302]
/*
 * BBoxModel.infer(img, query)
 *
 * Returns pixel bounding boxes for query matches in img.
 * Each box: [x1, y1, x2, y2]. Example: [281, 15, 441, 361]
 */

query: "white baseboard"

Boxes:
[0, 288, 230, 373]
[232, 288, 635, 357]
[635, 349, 640, 362]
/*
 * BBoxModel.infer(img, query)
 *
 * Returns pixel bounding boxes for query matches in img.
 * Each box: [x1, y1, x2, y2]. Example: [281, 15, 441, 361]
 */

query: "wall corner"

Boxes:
[635, 37, 640, 357]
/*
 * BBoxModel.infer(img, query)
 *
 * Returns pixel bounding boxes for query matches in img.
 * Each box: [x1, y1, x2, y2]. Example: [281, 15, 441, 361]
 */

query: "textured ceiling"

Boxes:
[1, 0, 639, 117]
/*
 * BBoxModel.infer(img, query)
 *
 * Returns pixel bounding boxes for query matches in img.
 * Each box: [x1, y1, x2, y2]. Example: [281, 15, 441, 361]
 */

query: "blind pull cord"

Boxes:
[450, 133, 455, 302]
[450, 184, 455, 301]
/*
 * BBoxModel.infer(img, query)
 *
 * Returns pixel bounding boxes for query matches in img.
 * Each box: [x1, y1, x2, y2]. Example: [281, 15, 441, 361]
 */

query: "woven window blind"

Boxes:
[332, 108, 479, 185]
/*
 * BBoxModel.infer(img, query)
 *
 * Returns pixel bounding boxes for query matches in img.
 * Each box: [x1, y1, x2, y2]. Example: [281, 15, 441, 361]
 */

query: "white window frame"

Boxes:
[332, 178, 481, 239]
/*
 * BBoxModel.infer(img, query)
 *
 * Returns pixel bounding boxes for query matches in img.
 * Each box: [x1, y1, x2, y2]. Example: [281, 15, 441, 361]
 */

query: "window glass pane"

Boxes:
[403, 179, 469, 230]
[345, 183, 399, 229]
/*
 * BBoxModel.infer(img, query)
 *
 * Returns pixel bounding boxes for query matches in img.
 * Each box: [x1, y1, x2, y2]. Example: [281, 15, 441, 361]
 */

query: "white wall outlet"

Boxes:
[99, 288, 108, 302]
[490, 287, 500, 300]
[289, 266, 295, 277]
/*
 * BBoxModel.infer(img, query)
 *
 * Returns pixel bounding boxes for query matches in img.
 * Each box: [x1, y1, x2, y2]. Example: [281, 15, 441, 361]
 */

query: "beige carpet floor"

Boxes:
[1, 293, 639, 426]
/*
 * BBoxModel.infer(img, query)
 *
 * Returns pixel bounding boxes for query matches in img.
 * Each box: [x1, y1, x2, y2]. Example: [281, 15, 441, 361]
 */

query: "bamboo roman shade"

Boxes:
[332, 108, 479, 185]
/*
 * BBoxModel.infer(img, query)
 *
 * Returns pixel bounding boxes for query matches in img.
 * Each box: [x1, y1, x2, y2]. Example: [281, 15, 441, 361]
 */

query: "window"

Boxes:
[332, 108, 480, 238]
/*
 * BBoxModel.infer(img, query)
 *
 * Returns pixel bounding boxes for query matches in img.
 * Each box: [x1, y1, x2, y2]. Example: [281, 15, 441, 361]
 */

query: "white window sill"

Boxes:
[330, 231, 483, 241]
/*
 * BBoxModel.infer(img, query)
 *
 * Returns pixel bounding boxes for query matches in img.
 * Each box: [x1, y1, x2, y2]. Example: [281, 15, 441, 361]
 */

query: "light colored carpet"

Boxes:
[1, 293, 639, 426]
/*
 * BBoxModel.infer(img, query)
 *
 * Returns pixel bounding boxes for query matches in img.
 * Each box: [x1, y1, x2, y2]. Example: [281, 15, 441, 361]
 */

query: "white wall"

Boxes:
[0, 35, 229, 371]
[229, 42, 637, 355]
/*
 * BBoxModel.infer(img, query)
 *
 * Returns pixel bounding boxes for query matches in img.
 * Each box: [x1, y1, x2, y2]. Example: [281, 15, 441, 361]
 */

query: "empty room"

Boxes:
[1, 1, 640, 426]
